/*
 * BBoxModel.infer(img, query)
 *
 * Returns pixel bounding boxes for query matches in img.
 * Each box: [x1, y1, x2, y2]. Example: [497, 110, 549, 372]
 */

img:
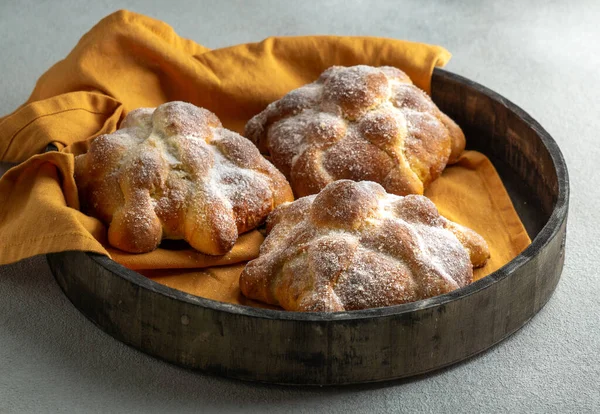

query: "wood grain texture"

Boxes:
[47, 69, 569, 385]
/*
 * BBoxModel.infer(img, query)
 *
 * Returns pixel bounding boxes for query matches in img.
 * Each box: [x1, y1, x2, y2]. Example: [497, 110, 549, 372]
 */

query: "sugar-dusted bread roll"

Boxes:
[75, 101, 293, 254]
[239, 180, 489, 312]
[245, 65, 465, 197]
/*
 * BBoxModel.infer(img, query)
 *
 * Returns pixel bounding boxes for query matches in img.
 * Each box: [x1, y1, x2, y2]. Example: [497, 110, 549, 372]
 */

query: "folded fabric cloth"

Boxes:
[0, 10, 530, 309]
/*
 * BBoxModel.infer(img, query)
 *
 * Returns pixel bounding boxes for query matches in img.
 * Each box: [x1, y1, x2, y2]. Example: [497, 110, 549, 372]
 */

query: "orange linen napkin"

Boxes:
[0, 10, 530, 308]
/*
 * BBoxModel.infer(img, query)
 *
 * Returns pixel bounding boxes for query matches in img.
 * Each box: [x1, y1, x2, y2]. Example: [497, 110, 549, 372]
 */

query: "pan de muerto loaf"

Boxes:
[75, 101, 293, 254]
[245, 65, 466, 197]
[239, 180, 489, 312]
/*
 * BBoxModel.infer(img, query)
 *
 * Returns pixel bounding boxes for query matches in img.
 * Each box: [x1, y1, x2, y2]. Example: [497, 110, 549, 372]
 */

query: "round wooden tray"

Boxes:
[47, 68, 569, 385]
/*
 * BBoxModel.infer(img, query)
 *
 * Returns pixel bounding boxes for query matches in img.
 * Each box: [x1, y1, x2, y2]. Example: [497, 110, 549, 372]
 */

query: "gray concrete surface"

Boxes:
[1, 0, 598, 412]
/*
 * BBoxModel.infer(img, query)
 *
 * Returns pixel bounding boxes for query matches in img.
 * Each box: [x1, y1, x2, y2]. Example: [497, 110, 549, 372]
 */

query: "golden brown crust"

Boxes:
[441, 218, 491, 268]
[245, 65, 466, 197]
[239, 180, 490, 312]
[75, 101, 294, 255]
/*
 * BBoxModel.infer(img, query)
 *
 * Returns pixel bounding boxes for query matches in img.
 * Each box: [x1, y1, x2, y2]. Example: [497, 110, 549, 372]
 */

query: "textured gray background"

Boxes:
[0, 0, 598, 412]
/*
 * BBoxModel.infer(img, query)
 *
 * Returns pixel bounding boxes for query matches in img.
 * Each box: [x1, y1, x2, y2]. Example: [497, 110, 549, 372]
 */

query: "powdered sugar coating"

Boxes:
[245, 65, 466, 197]
[239, 180, 490, 312]
[75, 101, 294, 254]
